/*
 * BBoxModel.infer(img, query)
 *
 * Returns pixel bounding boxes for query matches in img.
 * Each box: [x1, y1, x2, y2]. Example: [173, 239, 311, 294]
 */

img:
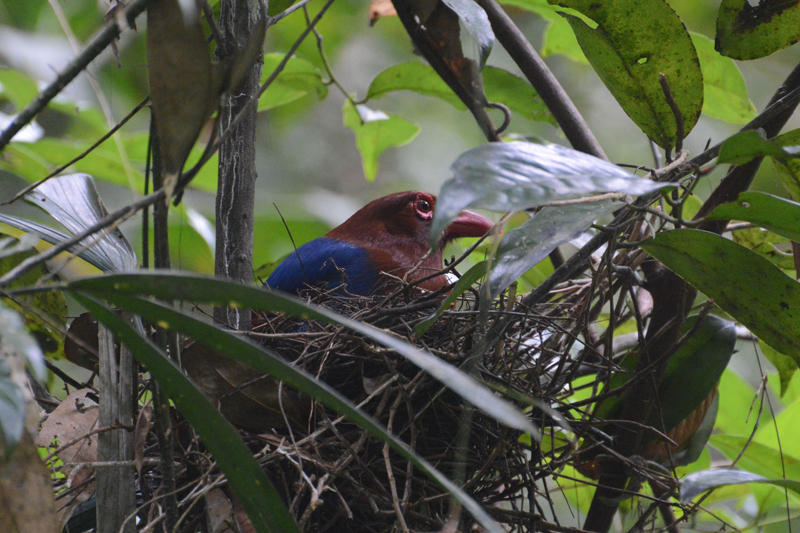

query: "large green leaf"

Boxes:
[72, 294, 297, 533]
[642, 229, 800, 360]
[593, 315, 736, 437]
[711, 435, 800, 483]
[365, 62, 555, 125]
[716, 0, 800, 60]
[343, 100, 420, 181]
[431, 141, 672, 242]
[68, 282, 508, 533]
[67, 272, 538, 437]
[553, 0, 703, 148]
[707, 191, 800, 244]
[717, 130, 798, 166]
[690, 32, 756, 125]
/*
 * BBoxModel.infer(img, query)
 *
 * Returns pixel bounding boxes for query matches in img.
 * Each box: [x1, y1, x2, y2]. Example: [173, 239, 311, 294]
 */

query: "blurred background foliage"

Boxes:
[2, 0, 800, 529]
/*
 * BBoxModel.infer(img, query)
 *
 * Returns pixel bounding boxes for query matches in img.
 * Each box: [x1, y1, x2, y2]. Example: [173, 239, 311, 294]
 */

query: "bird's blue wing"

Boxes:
[264, 237, 378, 296]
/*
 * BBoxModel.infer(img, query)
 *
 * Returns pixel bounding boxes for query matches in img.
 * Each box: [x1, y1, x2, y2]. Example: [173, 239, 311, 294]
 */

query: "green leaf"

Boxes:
[717, 130, 793, 166]
[713, 435, 800, 486]
[0, 249, 65, 364]
[0, 357, 25, 456]
[343, 100, 420, 181]
[259, 53, 328, 112]
[69, 281, 509, 533]
[72, 294, 298, 533]
[761, 341, 797, 398]
[67, 272, 540, 437]
[771, 128, 800, 201]
[498, 0, 587, 63]
[716, 369, 769, 436]
[690, 32, 756, 125]
[366, 61, 467, 108]
[594, 315, 736, 437]
[483, 67, 556, 125]
[488, 198, 624, 298]
[680, 468, 800, 503]
[707, 191, 800, 243]
[731, 227, 794, 270]
[431, 141, 672, 242]
[554, 0, 703, 149]
[756, 395, 800, 458]
[414, 261, 488, 336]
[0, 69, 39, 110]
[641, 229, 800, 359]
[716, 0, 800, 60]
[672, 393, 718, 467]
[366, 62, 554, 124]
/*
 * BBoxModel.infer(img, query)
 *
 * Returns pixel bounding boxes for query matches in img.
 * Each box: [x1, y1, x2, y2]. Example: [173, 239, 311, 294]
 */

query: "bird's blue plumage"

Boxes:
[265, 237, 378, 296]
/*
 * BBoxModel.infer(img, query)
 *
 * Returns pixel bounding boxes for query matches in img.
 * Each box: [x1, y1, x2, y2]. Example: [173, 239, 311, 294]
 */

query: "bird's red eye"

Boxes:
[413, 196, 434, 220]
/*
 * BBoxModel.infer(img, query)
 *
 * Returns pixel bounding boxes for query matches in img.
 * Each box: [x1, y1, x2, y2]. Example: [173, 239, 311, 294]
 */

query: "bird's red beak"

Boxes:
[444, 210, 495, 241]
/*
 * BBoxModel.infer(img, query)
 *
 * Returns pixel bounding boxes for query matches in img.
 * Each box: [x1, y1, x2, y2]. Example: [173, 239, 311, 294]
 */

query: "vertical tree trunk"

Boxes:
[214, 0, 263, 331]
[96, 327, 136, 533]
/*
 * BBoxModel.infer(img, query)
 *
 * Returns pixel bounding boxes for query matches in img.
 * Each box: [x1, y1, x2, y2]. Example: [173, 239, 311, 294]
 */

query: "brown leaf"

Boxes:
[205, 487, 238, 533]
[0, 434, 58, 533]
[64, 312, 99, 372]
[37, 389, 99, 528]
[369, 0, 397, 25]
[147, 0, 217, 195]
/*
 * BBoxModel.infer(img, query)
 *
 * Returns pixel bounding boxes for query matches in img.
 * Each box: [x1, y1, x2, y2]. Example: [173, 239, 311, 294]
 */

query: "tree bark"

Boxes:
[214, 0, 264, 331]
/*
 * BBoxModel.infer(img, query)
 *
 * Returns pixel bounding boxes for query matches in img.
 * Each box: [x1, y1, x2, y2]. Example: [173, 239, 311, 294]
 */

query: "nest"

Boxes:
[174, 276, 612, 533]
[52, 256, 688, 532]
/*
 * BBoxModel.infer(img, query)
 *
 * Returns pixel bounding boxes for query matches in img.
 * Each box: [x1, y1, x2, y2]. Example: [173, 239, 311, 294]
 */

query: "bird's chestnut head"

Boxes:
[327, 191, 493, 291]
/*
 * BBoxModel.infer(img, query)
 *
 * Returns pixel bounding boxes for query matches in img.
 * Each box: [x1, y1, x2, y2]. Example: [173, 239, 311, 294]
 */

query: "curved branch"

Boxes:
[0, 0, 150, 151]
[476, 0, 607, 160]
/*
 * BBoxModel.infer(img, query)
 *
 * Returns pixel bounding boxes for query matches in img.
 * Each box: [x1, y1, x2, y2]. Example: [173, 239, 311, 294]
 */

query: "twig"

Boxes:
[476, 0, 607, 160]
[659, 73, 684, 155]
[0, 0, 150, 151]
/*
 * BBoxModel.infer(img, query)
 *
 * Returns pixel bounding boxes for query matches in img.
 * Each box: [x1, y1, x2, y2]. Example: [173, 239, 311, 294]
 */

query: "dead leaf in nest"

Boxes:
[205, 487, 238, 533]
[369, 0, 397, 25]
[37, 388, 99, 528]
[0, 434, 58, 533]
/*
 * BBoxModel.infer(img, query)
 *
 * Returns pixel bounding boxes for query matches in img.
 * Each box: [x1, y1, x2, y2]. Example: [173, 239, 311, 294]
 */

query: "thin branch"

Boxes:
[476, 0, 607, 160]
[173, 0, 338, 197]
[5, 96, 150, 205]
[0, 0, 150, 151]
[659, 73, 684, 155]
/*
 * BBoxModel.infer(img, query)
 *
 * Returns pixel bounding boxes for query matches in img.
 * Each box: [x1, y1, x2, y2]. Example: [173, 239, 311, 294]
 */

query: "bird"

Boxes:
[265, 191, 494, 296]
